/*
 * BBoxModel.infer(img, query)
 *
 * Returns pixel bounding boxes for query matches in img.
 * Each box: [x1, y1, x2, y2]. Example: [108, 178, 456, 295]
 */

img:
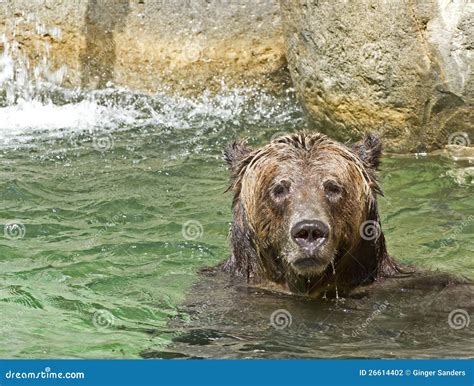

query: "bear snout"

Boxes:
[286, 219, 334, 275]
[291, 220, 329, 251]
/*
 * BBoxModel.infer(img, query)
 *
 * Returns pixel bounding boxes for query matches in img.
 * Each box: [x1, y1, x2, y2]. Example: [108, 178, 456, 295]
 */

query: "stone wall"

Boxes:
[0, 0, 288, 95]
[280, 0, 473, 151]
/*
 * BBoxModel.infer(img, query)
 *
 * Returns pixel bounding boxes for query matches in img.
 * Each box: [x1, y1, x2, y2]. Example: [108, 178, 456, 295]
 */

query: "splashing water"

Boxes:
[0, 32, 304, 149]
[0, 32, 67, 106]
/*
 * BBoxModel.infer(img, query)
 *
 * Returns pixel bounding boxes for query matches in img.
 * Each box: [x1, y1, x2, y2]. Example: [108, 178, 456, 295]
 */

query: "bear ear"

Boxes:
[352, 133, 383, 170]
[223, 140, 252, 173]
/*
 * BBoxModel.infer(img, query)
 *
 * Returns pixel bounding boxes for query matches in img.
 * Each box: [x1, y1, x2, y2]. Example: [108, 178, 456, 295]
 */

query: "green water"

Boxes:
[0, 88, 472, 359]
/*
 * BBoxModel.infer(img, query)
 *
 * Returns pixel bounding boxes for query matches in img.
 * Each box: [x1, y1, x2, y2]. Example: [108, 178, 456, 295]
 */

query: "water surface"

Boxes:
[0, 86, 472, 359]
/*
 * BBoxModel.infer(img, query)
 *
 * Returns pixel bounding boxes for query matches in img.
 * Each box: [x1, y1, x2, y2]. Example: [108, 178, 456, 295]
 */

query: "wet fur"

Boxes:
[223, 131, 400, 297]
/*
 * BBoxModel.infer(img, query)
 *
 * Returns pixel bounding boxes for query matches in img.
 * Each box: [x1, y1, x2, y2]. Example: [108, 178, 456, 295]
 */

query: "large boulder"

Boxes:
[279, 0, 473, 152]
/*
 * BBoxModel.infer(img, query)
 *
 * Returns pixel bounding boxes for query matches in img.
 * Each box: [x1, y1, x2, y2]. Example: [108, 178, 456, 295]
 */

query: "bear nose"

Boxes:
[291, 220, 329, 254]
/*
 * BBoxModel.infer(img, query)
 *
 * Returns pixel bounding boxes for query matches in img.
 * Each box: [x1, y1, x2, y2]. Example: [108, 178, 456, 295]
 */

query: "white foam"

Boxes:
[0, 32, 303, 147]
[0, 98, 139, 145]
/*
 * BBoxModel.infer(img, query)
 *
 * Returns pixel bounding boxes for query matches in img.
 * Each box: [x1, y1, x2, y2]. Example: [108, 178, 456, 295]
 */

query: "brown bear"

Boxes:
[222, 131, 400, 297]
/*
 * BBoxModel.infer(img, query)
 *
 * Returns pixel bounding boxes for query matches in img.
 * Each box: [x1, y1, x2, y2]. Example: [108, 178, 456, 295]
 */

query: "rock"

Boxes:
[279, 0, 473, 152]
[0, 0, 288, 95]
[444, 144, 474, 162]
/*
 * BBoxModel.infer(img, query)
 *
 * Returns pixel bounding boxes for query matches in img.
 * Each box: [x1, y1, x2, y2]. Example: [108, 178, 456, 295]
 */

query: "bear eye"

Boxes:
[271, 180, 291, 201]
[323, 180, 343, 199]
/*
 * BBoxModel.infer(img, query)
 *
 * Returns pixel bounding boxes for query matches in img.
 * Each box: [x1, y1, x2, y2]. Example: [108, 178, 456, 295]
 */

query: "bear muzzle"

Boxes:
[291, 220, 329, 251]
[289, 219, 331, 273]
